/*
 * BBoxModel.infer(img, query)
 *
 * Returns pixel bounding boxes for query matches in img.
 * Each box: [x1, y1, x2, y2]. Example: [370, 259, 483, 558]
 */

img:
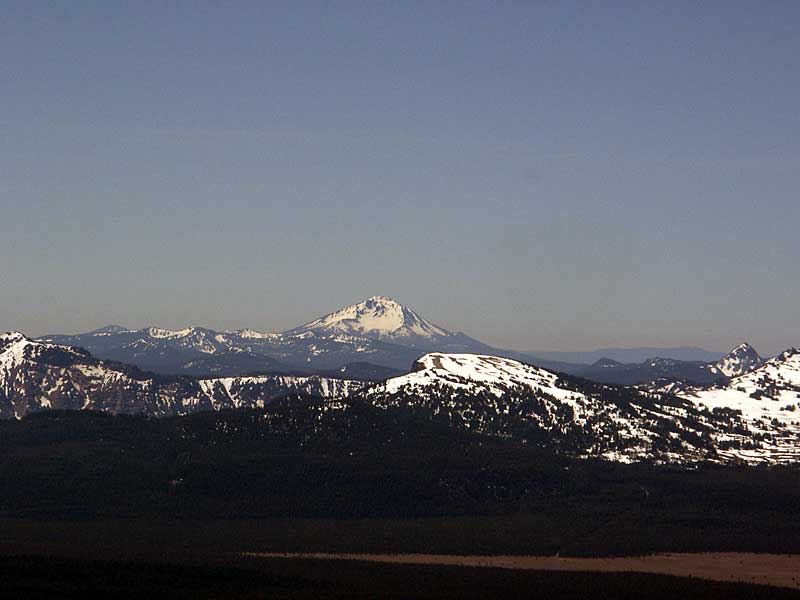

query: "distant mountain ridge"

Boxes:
[528, 346, 725, 365]
[39, 296, 758, 389]
[555, 343, 765, 386]
[0, 332, 365, 419]
[565, 357, 722, 386]
[39, 296, 494, 376]
[5, 331, 799, 464]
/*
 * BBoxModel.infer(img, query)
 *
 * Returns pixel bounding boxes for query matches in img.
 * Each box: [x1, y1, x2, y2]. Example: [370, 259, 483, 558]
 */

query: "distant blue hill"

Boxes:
[526, 346, 725, 365]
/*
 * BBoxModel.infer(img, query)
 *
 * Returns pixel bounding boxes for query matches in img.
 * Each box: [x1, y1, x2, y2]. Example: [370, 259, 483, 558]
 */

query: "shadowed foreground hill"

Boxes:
[1, 403, 799, 557]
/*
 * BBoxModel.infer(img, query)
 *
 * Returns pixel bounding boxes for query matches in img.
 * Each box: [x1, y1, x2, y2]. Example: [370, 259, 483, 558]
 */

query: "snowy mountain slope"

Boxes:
[672, 349, 800, 462]
[289, 296, 450, 342]
[0, 332, 365, 419]
[1, 331, 88, 371]
[46, 325, 232, 354]
[713, 343, 764, 378]
[42, 326, 249, 375]
[380, 353, 583, 401]
[365, 354, 701, 462]
[287, 295, 493, 352]
[5, 331, 800, 464]
[42, 326, 399, 375]
[364, 352, 800, 464]
[219, 327, 425, 371]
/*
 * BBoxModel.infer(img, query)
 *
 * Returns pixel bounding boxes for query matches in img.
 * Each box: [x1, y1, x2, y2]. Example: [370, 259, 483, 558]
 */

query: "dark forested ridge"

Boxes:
[2, 399, 800, 598]
[1, 401, 799, 558]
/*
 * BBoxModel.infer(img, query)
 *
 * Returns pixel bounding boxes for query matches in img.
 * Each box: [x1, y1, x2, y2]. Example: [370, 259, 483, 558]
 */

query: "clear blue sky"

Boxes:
[2, 1, 798, 355]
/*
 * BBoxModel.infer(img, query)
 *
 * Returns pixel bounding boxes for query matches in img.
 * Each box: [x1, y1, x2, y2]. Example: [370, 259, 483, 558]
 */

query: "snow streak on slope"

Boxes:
[196, 375, 364, 410]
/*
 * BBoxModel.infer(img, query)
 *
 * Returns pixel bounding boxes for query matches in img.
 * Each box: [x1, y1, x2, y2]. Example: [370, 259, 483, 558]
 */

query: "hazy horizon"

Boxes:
[10, 292, 785, 359]
[3, 2, 798, 356]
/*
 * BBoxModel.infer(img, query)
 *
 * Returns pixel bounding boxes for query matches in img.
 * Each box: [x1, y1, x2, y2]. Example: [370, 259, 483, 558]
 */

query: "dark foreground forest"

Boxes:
[2, 555, 800, 600]
[1, 401, 799, 597]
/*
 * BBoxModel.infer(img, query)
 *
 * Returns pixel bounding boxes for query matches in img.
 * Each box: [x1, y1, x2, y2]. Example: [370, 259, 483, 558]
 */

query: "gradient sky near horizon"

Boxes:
[2, 1, 799, 355]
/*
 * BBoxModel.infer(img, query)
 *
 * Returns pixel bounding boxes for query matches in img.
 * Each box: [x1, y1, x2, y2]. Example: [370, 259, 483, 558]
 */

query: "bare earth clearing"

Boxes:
[245, 552, 800, 590]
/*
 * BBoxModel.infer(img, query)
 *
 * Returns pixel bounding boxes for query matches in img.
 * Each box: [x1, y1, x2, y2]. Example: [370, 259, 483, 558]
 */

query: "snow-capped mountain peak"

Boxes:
[714, 342, 764, 377]
[1, 331, 27, 345]
[289, 296, 452, 344]
[0, 332, 32, 363]
[379, 352, 572, 398]
[1, 331, 88, 375]
[2, 331, 49, 356]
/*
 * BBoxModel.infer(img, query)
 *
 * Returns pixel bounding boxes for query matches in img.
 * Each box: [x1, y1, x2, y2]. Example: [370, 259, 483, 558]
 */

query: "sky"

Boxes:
[1, 1, 798, 355]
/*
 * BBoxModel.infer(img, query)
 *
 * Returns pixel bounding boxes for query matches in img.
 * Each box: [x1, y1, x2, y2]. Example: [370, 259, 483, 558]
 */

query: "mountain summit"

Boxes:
[288, 296, 455, 347]
[714, 342, 764, 377]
